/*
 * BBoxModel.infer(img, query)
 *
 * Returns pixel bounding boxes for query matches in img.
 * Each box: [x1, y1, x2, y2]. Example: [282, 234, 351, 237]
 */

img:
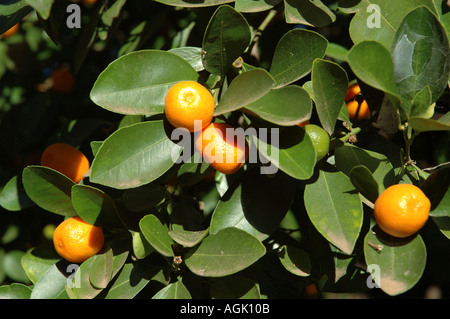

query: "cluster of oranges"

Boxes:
[39, 143, 103, 263]
[165, 80, 248, 175]
[345, 84, 370, 121]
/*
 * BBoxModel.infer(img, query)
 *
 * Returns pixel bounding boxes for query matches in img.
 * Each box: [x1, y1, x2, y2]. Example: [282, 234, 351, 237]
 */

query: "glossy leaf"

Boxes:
[21, 244, 61, 285]
[168, 47, 204, 72]
[0, 175, 34, 211]
[304, 168, 363, 254]
[278, 245, 311, 277]
[349, 0, 438, 49]
[22, 166, 77, 217]
[335, 144, 396, 193]
[103, 262, 166, 299]
[139, 214, 174, 257]
[364, 227, 427, 296]
[235, 0, 281, 12]
[185, 227, 266, 277]
[90, 121, 182, 189]
[253, 125, 316, 180]
[152, 279, 192, 299]
[421, 167, 450, 217]
[243, 85, 312, 126]
[311, 58, 348, 135]
[349, 165, 379, 204]
[210, 169, 297, 241]
[409, 114, 450, 133]
[71, 257, 103, 299]
[202, 5, 252, 76]
[71, 185, 121, 227]
[214, 69, 275, 115]
[391, 7, 450, 117]
[0, 283, 32, 299]
[284, 0, 336, 27]
[89, 248, 114, 289]
[90, 50, 199, 116]
[269, 29, 328, 88]
[27, 0, 53, 20]
[30, 264, 69, 299]
[347, 41, 401, 111]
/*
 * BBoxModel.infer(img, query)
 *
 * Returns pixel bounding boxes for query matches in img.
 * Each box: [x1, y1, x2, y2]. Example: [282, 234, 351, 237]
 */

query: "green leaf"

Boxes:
[210, 276, 261, 299]
[71, 257, 102, 299]
[284, 0, 336, 27]
[0, 283, 32, 299]
[139, 214, 174, 257]
[348, 165, 379, 204]
[22, 166, 77, 217]
[152, 279, 192, 299]
[90, 121, 182, 189]
[278, 245, 311, 277]
[325, 42, 349, 62]
[243, 85, 312, 126]
[21, 244, 61, 285]
[408, 115, 450, 133]
[235, 0, 281, 13]
[214, 69, 275, 115]
[410, 86, 433, 118]
[168, 47, 204, 72]
[27, 0, 53, 20]
[90, 50, 199, 116]
[0, 1, 32, 35]
[132, 231, 154, 259]
[347, 41, 401, 111]
[0, 175, 34, 211]
[253, 125, 316, 180]
[269, 29, 328, 88]
[2, 250, 30, 284]
[349, 0, 438, 49]
[391, 7, 450, 117]
[30, 263, 69, 299]
[364, 227, 427, 296]
[202, 5, 252, 76]
[304, 168, 363, 254]
[210, 169, 297, 241]
[185, 227, 266, 277]
[154, 0, 234, 7]
[168, 229, 209, 248]
[71, 185, 121, 227]
[335, 144, 396, 193]
[104, 262, 166, 299]
[311, 58, 348, 135]
[89, 247, 114, 289]
[421, 167, 450, 217]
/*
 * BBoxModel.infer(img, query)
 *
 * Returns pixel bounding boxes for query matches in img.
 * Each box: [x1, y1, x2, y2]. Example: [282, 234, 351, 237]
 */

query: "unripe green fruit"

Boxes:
[304, 124, 330, 161]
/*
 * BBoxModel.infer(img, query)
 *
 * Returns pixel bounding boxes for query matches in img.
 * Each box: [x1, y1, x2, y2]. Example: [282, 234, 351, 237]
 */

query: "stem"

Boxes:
[338, 126, 362, 143]
[247, 9, 278, 53]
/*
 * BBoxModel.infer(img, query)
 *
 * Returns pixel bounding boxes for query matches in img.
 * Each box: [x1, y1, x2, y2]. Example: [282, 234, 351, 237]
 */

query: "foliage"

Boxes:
[0, 0, 450, 299]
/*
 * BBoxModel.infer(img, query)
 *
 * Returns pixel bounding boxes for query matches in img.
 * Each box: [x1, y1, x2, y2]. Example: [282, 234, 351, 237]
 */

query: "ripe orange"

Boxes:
[346, 100, 370, 121]
[53, 216, 104, 263]
[373, 184, 431, 238]
[195, 122, 248, 175]
[297, 120, 310, 127]
[165, 81, 214, 132]
[2, 23, 19, 38]
[345, 84, 361, 102]
[41, 143, 90, 184]
[51, 67, 75, 94]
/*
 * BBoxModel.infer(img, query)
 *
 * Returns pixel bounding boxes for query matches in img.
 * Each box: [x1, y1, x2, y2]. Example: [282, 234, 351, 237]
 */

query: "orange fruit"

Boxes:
[195, 122, 248, 175]
[165, 81, 214, 132]
[51, 67, 75, 93]
[345, 84, 361, 102]
[1, 23, 19, 38]
[373, 184, 431, 238]
[41, 143, 90, 184]
[297, 120, 310, 127]
[346, 99, 370, 121]
[53, 216, 104, 263]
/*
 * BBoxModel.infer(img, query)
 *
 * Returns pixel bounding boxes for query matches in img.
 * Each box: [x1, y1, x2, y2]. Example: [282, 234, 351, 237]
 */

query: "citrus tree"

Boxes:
[0, 0, 450, 299]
